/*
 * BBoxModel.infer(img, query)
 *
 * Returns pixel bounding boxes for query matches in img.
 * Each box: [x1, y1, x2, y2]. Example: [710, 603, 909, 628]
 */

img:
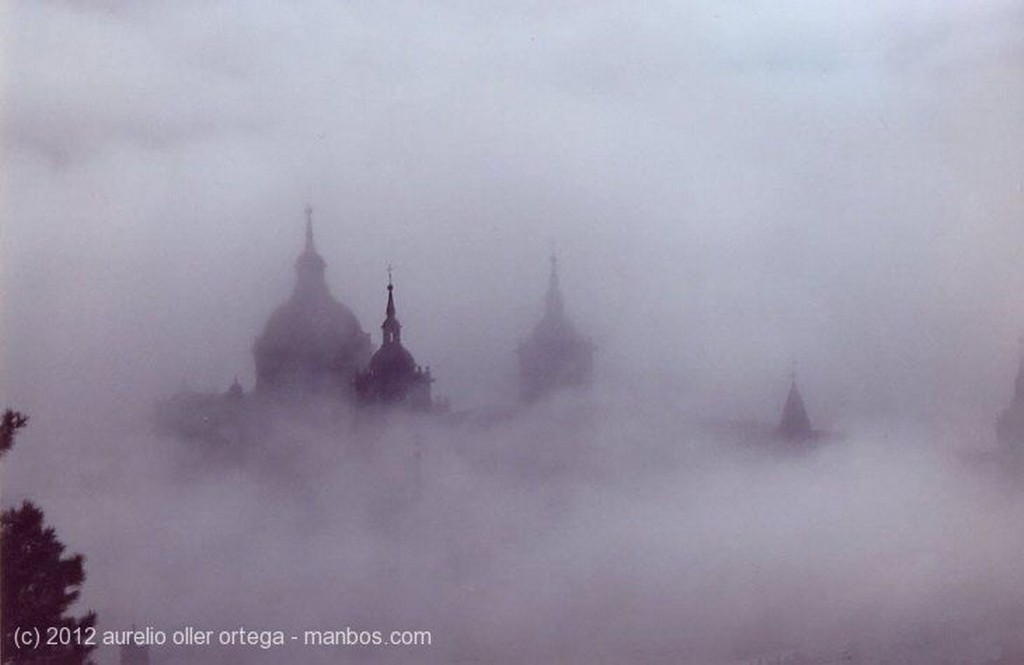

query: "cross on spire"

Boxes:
[382, 264, 400, 345]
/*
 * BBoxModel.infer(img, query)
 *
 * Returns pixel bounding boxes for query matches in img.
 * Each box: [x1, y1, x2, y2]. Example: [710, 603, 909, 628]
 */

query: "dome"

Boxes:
[517, 255, 594, 402]
[369, 341, 416, 376]
[252, 214, 371, 397]
[256, 293, 367, 362]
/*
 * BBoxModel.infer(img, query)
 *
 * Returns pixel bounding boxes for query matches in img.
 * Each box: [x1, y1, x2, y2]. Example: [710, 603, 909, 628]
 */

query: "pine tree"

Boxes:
[1, 413, 96, 664]
[2, 503, 97, 664]
[0, 411, 28, 458]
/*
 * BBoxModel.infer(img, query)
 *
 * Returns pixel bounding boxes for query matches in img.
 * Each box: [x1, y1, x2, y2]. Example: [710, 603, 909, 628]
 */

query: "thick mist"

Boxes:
[3, 1, 1024, 663]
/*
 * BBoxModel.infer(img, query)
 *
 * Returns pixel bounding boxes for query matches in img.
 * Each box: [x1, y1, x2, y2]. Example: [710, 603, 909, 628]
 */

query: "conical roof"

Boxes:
[778, 376, 812, 440]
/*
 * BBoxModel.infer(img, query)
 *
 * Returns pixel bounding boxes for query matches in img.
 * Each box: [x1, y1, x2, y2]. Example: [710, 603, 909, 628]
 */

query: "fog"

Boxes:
[2, 1, 1024, 663]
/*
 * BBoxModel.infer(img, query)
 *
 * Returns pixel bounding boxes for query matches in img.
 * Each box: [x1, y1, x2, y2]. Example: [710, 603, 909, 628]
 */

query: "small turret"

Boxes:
[226, 377, 244, 399]
[120, 626, 150, 665]
[1014, 337, 1024, 402]
[778, 370, 813, 441]
[354, 269, 434, 410]
[544, 254, 564, 323]
[996, 337, 1024, 449]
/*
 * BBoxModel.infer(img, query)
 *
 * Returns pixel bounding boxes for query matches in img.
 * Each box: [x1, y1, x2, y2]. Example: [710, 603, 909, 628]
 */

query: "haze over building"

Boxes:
[996, 340, 1024, 450]
[6, 2, 1024, 663]
[253, 207, 372, 400]
[778, 371, 813, 442]
[517, 255, 595, 403]
[355, 272, 435, 410]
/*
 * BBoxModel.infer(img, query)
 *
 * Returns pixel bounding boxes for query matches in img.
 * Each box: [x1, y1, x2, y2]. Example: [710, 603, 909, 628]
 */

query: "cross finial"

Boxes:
[305, 204, 313, 224]
[387, 263, 393, 289]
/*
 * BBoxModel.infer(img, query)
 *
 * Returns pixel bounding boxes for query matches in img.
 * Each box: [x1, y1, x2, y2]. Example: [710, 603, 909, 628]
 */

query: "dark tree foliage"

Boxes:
[0, 410, 28, 458]
[2, 502, 97, 664]
[1, 411, 96, 664]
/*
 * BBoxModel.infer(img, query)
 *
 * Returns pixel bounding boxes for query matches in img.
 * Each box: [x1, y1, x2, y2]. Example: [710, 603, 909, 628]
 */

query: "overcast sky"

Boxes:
[3, 0, 1024, 421]
[3, 4, 1024, 662]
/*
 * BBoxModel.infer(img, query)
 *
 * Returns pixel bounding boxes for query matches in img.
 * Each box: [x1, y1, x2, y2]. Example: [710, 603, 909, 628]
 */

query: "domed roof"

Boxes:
[255, 290, 367, 363]
[354, 276, 435, 409]
[518, 255, 594, 402]
[253, 212, 371, 395]
[369, 340, 416, 376]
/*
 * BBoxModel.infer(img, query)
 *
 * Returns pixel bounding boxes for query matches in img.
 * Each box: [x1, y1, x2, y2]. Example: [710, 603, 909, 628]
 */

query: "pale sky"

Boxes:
[4, 4, 1024, 664]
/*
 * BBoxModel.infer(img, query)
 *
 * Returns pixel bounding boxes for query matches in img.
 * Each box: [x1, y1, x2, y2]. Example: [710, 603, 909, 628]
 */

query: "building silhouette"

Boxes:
[778, 371, 813, 441]
[252, 207, 371, 400]
[355, 273, 434, 410]
[996, 340, 1024, 448]
[156, 209, 449, 446]
[152, 379, 250, 446]
[120, 633, 150, 665]
[517, 255, 594, 403]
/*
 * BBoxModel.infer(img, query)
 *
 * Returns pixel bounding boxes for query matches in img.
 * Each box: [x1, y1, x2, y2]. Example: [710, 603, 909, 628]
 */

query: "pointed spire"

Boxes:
[779, 369, 812, 440]
[382, 265, 401, 345]
[1015, 335, 1024, 401]
[294, 205, 326, 291]
[304, 204, 315, 253]
[544, 253, 564, 322]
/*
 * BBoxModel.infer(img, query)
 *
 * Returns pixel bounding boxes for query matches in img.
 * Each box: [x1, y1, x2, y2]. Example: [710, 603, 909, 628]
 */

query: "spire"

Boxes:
[779, 369, 812, 440]
[544, 253, 564, 322]
[382, 265, 401, 345]
[1015, 335, 1024, 401]
[304, 204, 315, 253]
[294, 205, 326, 293]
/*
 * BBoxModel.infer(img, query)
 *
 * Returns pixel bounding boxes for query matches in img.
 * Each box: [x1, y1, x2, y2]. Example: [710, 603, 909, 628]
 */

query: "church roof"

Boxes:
[523, 254, 581, 346]
[778, 374, 812, 440]
[518, 254, 594, 402]
[255, 294, 366, 360]
[369, 275, 416, 375]
[369, 342, 417, 376]
[997, 337, 1024, 448]
[1014, 338, 1024, 403]
[253, 208, 370, 392]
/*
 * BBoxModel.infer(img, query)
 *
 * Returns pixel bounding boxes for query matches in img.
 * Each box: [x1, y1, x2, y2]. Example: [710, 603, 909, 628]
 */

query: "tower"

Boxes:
[996, 338, 1024, 448]
[252, 207, 371, 399]
[778, 370, 813, 441]
[517, 254, 594, 402]
[354, 270, 434, 410]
